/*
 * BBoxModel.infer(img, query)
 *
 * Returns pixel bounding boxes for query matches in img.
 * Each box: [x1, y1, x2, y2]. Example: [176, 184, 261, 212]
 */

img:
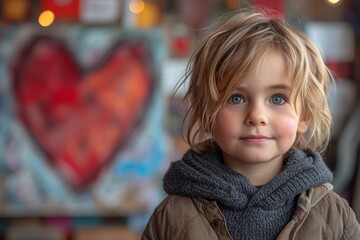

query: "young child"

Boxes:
[142, 9, 360, 240]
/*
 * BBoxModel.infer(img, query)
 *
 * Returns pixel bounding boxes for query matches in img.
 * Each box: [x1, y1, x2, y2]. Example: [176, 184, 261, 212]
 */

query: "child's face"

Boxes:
[213, 50, 309, 171]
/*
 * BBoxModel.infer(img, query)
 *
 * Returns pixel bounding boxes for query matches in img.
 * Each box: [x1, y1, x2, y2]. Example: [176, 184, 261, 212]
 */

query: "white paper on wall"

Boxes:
[306, 21, 354, 62]
[80, 0, 122, 23]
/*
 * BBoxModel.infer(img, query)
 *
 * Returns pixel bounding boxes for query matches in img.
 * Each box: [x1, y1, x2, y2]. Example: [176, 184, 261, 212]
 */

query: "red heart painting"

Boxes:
[12, 36, 154, 189]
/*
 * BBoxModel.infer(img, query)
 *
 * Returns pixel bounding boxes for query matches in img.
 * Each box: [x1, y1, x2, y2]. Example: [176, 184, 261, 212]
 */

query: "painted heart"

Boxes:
[12, 36, 154, 189]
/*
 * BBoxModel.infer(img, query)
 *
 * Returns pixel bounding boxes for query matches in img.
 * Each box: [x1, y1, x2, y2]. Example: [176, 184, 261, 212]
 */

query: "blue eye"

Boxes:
[271, 95, 286, 105]
[228, 94, 245, 104]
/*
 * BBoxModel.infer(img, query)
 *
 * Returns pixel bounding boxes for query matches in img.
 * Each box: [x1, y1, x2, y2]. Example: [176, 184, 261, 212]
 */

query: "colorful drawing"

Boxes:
[0, 25, 166, 216]
[11, 36, 154, 189]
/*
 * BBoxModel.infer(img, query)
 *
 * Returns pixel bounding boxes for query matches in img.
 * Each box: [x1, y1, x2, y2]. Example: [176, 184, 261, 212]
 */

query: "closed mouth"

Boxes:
[240, 135, 271, 143]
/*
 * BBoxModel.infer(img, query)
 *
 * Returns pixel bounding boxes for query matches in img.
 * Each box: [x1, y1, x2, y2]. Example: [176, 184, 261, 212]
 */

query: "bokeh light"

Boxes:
[129, 0, 145, 14]
[326, 0, 341, 5]
[38, 10, 55, 27]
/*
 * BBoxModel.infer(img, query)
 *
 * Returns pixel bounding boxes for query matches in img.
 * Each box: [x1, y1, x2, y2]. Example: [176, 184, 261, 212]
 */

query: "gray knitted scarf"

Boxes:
[163, 148, 333, 240]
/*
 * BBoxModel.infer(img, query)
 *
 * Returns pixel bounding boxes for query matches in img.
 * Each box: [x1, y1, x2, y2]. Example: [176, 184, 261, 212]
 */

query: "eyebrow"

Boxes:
[267, 84, 291, 91]
[235, 84, 291, 91]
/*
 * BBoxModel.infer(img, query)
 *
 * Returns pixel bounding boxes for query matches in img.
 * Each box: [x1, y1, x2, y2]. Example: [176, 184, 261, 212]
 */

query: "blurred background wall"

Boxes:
[0, 0, 359, 239]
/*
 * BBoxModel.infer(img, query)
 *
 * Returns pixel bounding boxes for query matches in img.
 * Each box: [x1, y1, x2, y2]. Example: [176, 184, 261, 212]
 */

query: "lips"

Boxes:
[240, 135, 271, 143]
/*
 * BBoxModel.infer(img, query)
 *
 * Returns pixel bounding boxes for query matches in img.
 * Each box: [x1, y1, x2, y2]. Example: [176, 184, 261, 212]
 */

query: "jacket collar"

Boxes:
[277, 183, 333, 240]
[297, 183, 333, 213]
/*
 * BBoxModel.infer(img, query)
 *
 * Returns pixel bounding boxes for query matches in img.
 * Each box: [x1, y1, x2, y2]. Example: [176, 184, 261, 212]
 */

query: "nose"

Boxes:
[244, 103, 268, 126]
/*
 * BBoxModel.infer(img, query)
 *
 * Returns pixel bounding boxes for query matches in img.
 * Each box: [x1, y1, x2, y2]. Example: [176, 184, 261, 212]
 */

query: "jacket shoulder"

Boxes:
[142, 195, 210, 240]
[313, 190, 353, 221]
[314, 191, 360, 239]
[151, 194, 200, 221]
[297, 189, 360, 239]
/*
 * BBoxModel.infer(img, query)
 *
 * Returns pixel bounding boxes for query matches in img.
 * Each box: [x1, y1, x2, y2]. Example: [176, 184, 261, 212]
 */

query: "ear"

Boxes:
[297, 119, 309, 134]
[297, 101, 311, 134]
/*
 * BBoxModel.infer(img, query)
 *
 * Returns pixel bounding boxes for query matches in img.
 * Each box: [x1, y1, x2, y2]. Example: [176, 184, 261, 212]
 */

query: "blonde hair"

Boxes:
[177, 9, 333, 154]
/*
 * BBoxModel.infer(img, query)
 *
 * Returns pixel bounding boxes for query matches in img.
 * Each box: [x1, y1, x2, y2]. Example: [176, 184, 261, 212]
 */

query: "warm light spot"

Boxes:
[225, 0, 240, 9]
[2, 0, 31, 21]
[129, 0, 145, 14]
[38, 10, 55, 27]
[327, 0, 341, 5]
[135, 1, 160, 28]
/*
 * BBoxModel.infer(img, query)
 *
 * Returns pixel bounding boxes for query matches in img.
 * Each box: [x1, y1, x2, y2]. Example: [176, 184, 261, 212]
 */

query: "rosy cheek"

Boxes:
[214, 119, 231, 137]
[277, 117, 298, 137]
[214, 111, 238, 138]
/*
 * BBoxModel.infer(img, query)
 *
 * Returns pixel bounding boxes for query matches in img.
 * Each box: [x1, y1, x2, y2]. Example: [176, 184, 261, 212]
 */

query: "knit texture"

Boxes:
[163, 148, 333, 240]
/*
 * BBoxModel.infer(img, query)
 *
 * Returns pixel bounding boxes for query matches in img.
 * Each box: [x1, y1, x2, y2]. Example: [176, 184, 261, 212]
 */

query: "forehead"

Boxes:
[229, 49, 291, 91]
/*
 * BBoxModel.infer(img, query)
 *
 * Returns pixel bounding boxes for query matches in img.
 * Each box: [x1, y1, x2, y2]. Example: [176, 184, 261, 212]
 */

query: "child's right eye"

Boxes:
[228, 94, 245, 104]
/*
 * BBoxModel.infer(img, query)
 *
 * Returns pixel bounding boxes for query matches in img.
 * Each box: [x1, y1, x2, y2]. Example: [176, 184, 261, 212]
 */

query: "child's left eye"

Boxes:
[271, 95, 286, 105]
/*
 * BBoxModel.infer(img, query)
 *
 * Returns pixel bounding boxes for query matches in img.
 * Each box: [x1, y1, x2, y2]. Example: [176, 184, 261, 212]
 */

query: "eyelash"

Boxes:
[227, 94, 287, 105]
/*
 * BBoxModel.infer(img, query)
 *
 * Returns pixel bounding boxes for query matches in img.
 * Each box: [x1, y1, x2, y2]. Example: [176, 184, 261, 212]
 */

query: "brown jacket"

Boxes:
[142, 183, 360, 240]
